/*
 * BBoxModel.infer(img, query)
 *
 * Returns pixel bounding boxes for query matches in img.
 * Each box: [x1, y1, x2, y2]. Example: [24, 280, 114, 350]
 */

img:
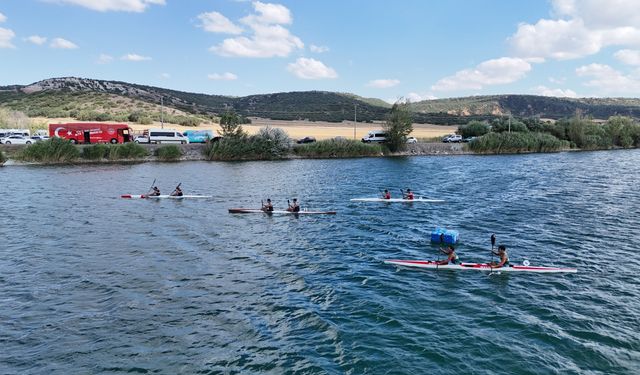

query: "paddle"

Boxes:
[489, 233, 497, 274]
[144, 178, 156, 198]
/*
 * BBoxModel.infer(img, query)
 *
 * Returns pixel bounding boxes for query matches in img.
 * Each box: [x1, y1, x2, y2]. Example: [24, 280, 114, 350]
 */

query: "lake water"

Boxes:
[1, 151, 639, 374]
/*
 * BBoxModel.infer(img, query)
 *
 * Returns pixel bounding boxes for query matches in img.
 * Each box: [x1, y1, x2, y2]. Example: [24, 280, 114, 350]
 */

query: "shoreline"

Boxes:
[1, 142, 472, 166]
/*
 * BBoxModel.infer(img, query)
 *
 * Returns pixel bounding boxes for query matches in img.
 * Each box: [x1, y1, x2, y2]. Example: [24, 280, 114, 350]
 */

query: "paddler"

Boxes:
[170, 185, 183, 197]
[382, 189, 391, 199]
[146, 186, 160, 197]
[287, 198, 300, 212]
[489, 245, 510, 268]
[436, 245, 459, 265]
[262, 198, 274, 212]
[403, 188, 414, 200]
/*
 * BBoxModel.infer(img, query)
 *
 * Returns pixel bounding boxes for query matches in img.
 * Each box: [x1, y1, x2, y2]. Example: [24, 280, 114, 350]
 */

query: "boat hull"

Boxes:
[121, 194, 213, 199]
[384, 260, 577, 273]
[228, 208, 336, 215]
[351, 198, 445, 203]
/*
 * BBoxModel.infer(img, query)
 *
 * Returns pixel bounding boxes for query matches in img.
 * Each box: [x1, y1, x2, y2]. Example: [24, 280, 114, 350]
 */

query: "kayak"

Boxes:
[228, 208, 337, 215]
[384, 259, 577, 273]
[351, 197, 445, 203]
[121, 194, 213, 199]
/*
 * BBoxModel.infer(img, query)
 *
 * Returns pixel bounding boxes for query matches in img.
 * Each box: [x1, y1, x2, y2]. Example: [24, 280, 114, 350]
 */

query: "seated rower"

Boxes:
[262, 198, 274, 212]
[146, 186, 161, 197]
[170, 185, 183, 197]
[403, 188, 414, 200]
[489, 245, 510, 268]
[287, 198, 300, 212]
[436, 245, 459, 265]
[382, 189, 391, 199]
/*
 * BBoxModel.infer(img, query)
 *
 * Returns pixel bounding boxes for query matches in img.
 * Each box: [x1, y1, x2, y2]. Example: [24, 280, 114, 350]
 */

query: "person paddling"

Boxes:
[170, 185, 183, 197]
[146, 186, 160, 197]
[287, 198, 300, 212]
[403, 188, 414, 200]
[436, 245, 459, 265]
[262, 198, 274, 212]
[382, 189, 391, 199]
[489, 245, 510, 268]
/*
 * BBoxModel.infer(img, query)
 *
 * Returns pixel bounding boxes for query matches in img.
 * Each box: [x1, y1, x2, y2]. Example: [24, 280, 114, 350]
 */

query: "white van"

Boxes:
[138, 129, 189, 144]
[361, 130, 388, 143]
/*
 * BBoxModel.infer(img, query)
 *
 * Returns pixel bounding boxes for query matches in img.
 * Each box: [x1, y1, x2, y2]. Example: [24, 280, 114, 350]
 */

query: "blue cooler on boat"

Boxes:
[430, 227, 459, 244]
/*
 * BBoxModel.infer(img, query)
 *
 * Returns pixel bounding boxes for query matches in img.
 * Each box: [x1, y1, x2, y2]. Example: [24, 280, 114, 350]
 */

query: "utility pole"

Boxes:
[160, 97, 164, 129]
[353, 104, 357, 140]
[508, 114, 511, 133]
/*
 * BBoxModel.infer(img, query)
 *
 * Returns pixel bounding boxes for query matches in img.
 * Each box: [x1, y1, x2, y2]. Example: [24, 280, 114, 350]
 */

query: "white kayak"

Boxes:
[351, 197, 445, 203]
[121, 194, 213, 199]
[384, 259, 577, 273]
[228, 208, 337, 215]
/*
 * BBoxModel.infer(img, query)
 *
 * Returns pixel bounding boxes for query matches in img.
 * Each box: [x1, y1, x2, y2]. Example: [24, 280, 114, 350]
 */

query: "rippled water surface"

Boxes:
[1, 151, 639, 374]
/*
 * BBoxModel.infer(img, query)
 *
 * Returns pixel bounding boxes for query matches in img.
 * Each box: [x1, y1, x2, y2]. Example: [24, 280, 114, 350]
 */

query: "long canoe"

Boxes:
[121, 194, 213, 199]
[228, 208, 337, 215]
[350, 197, 445, 203]
[384, 259, 577, 273]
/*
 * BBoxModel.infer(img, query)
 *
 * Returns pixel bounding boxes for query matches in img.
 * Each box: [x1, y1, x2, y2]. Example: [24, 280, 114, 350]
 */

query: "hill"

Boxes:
[1, 77, 640, 126]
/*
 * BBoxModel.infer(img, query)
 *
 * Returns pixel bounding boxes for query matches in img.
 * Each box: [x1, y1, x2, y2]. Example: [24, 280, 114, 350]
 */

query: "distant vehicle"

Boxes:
[443, 135, 462, 143]
[30, 136, 50, 142]
[49, 123, 133, 144]
[297, 136, 316, 144]
[183, 130, 220, 143]
[0, 128, 30, 137]
[361, 130, 388, 143]
[406, 136, 418, 144]
[462, 136, 477, 143]
[0, 135, 33, 145]
[136, 129, 189, 144]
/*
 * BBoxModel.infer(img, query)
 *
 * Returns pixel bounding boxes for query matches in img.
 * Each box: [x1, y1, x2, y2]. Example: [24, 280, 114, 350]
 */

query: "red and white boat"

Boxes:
[228, 208, 336, 215]
[384, 259, 577, 273]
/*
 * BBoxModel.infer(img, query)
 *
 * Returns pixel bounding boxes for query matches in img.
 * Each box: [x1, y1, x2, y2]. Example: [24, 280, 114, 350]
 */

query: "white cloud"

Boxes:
[50, 37, 78, 49]
[209, 2, 304, 58]
[97, 53, 113, 64]
[207, 72, 238, 81]
[0, 12, 7, 23]
[121, 53, 151, 61]
[197, 12, 243, 34]
[614, 49, 640, 66]
[532, 85, 578, 98]
[0, 27, 15, 48]
[386, 92, 437, 104]
[309, 44, 329, 53]
[366, 79, 400, 88]
[510, 0, 640, 61]
[576, 63, 640, 94]
[26, 35, 47, 45]
[241, 1, 291, 25]
[49, 0, 165, 12]
[287, 57, 337, 79]
[432, 57, 531, 91]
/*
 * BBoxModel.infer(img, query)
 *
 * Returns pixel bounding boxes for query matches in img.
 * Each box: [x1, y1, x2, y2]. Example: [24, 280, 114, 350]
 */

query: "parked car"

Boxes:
[30, 136, 50, 142]
[361, 130, 388, 143]
[0, 135, 33, 145]
[406, 136, 418, 144]
[462, 136, 477, 143]
[297, 136, 316, 144]
[134, 135, 150, 143]
[443, 135, 462, 143]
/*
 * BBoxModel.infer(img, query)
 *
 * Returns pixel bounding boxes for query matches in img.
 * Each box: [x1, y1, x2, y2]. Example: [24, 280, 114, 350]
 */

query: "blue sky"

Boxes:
[1, 0, 640, 101]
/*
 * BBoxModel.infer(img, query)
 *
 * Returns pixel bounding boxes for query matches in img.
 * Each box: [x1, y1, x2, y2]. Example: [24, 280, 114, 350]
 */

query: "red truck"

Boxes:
[49, 123, 133, 144]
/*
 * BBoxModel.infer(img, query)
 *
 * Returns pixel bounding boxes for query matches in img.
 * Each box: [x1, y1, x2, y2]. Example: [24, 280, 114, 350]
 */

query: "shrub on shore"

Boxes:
[155, 145, 182, 161]
[293, 138, 383, 158]
[81, 143, 149, 160]
[0, 149, 6, 164]
[204, 126, 292, 161]
[18, 137, 80, 163]
[468, 132, 569, 154]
